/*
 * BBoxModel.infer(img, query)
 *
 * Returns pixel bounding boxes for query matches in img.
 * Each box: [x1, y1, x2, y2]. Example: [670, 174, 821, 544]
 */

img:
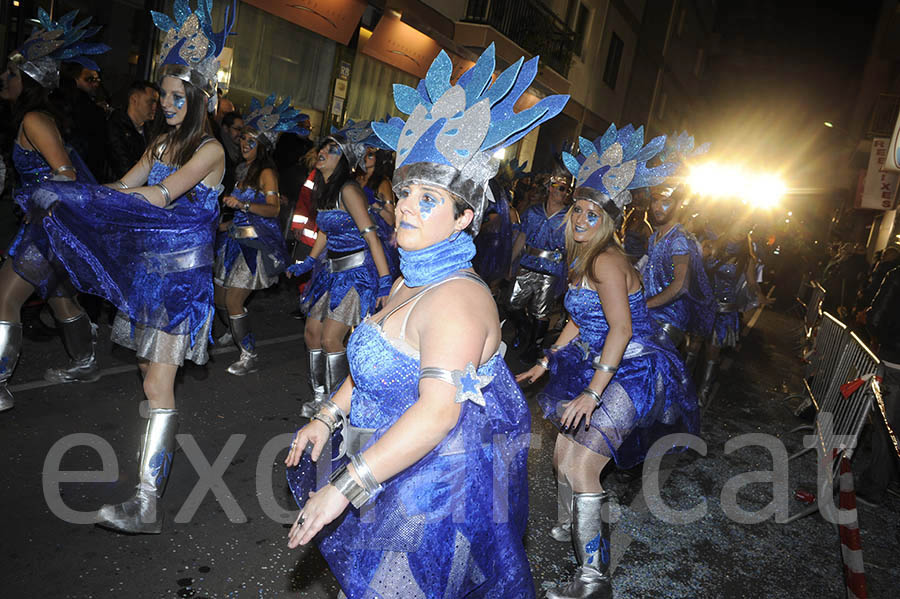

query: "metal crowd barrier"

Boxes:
[803, 282, 826, 339]
[785, 322, 880, 523]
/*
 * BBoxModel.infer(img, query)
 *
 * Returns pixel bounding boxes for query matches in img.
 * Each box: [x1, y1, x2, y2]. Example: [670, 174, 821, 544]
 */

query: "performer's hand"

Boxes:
[560, 392, 598, 431]
[287, 485, 350, 548]
[284, 420, 330, 467]
[515, 364, 546, 384]
[223, 195, 240, 209]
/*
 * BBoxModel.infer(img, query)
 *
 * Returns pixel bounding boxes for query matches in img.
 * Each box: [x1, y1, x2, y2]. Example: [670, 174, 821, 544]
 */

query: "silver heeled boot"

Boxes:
[697, 359, 719, 407]
[550, 476, 574, 542]
[226, 311, 258, 376]
[325, 350, 349, 395]
[96, 408, 178, 534]
[44, 312, 100, 383]
[546, 491, 613, 599]
[300, 349, 327, 418]
[0, 321, 23, 412]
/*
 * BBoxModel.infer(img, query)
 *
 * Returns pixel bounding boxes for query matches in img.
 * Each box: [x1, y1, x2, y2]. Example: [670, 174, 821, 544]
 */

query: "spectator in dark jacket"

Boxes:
[860, 265, 900, 505]
[106, 81, 158, 181]
[58, 61, 108, 178]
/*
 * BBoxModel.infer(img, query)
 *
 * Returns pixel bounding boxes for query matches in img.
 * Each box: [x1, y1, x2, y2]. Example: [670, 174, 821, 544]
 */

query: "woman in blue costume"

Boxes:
[357, 146, 401, 279]
[696, 225, 764, 404]
[0, 10, 109, 413]
[287, 122, 393, 418]
[283, 44, 568, 598]
[517, 127, 699, 599]
[25, 0, 234, 534]
[213, 94, 297, 376]
[473, 176, 514, 289]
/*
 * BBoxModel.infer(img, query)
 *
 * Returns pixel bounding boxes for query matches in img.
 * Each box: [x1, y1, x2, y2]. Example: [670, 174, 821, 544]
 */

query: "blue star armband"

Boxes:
[377, 274, 394, 299]
[419, 362, 494, 407]
[287, 256, 315, 277]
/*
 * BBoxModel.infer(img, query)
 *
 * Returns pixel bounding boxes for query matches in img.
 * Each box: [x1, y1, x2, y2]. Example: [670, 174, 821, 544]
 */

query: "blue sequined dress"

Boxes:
[213, 186, 288, 290]
[537, 281, 699, 467]
[26, 159, 220, 365]
[301, 189, 379, 326]
[287, 275, 534, 598]
[363, 185, 400, 279]
[7, 141, 95, 298]
[641, 224, 715, 337]
[706, 241, 753, 348]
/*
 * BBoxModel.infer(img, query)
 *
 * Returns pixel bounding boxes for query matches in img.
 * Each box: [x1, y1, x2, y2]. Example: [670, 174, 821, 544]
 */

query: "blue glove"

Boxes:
[287, 256, 315, 277]
[377, 274, 394, 298]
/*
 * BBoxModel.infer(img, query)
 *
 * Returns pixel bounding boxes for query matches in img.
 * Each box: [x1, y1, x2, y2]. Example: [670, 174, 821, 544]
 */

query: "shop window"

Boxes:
[603, 33, 624, 89]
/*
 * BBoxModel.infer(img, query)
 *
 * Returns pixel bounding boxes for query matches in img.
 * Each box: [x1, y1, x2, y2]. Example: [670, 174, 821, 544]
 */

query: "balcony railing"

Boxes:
[463, 0, 576, 77]
[868, 93, 900, 138]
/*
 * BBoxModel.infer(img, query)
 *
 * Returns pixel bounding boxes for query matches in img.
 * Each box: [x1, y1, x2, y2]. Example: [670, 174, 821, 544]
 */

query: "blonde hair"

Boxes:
[565, 202, 623, 286]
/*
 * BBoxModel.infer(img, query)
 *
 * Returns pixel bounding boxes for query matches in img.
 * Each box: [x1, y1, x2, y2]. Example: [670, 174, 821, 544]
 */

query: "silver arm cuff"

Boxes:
[349, 453, 382, 495]
[329, 464, 371, 509]
[419, 362, 494, 407]
[592, 360, 618, 374]
[359, 225, 377, 236]
[52, 165, 76, 176]
[114, 180, 128, 189]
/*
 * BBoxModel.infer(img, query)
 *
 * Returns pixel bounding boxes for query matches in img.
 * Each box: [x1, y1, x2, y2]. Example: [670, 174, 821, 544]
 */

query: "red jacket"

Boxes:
[290, 169, 318, 247]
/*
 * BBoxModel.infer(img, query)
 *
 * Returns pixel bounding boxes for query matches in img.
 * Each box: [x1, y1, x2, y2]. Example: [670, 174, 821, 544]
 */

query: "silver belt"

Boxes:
[655, 321, 685, 347]
[232, 225, 258, 239]
[717, 302, 738, 313]
[526, 246, 563, 262]
[328, 249, 367, 272]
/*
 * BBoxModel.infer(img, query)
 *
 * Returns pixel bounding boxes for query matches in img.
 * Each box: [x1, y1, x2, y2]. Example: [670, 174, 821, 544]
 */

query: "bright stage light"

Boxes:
[748, 174, 786, 209]
[686, 163, 785, 209]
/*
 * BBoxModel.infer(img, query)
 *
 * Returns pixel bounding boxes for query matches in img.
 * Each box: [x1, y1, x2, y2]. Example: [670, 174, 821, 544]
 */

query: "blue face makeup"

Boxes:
[172, 94, 186, 110]
[418, 192, 443, 220]
[586, 212, 599, 227]
[327, 144, 341, 156]
[243, 137, 258, 150]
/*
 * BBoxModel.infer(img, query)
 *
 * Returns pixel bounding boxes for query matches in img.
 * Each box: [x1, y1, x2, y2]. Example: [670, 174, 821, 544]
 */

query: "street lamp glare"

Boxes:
[824, 121, 834, 128]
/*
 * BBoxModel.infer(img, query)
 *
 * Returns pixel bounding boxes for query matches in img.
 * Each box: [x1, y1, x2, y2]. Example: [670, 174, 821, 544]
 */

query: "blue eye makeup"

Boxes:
[327, 144, 341, 156]
[173, 95, 185, 110]
[244, 137, 257, 150]
[586, 212, 599, 227]
[418, 193, 442, 220]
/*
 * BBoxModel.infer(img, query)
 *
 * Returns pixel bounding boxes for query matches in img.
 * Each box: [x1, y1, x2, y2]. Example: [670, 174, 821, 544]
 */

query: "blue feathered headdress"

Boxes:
[8, 9, 110, 89]
[151, 0, 235, 99]
[243, 94, 307, 147]
[562, 124, 673, 216]
[372, 43, 569, 234]
[328, 119, 389, 171]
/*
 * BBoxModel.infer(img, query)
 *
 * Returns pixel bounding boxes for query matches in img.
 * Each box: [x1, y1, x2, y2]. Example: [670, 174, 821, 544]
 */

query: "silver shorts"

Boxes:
[504, 268, 558, 320]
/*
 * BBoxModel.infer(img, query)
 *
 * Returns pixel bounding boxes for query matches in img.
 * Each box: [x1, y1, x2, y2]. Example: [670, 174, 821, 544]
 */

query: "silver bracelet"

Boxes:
[319, 399, 344, 428]
[312, 414, 337, 433]
[349, 453, 382, 495]
[156, 182, 172, 205]
[582, 387, 603, 404]
[52, 165, 76, 176]
[593, 362, 618, 374]
[536, 356, 549, 369]
[329, 464, 371, 508]
[115, 180, 128, 189]
[359, 224, 377, 236]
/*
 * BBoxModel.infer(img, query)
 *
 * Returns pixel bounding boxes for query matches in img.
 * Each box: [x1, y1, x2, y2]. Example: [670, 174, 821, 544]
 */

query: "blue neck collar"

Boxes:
[399, 233, 476, 287]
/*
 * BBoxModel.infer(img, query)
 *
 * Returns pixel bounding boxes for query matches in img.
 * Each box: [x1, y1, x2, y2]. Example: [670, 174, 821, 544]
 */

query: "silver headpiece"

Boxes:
[8, 9, 110, 89]
[151, 0, 235, 103]
[372, 43, 569, 235]
[243, 94, 306, 148]
[562, 124, 673, 223]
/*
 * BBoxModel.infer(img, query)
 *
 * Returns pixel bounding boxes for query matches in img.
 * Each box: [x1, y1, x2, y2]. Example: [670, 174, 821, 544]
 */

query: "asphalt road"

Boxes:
[1, 285, 897, 598]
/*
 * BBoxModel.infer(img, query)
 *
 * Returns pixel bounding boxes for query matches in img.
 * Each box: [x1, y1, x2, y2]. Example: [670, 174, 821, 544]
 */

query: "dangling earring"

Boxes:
[449, 229, 462, 242]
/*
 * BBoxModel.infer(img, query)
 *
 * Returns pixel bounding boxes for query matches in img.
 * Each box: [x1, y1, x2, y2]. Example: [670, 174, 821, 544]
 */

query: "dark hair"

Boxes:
[125, 80, 157, 104]
[222, 111, 243, 128]
[14, 75, 69, 137]
[365, 149, 395, 192]
[313, 138, 353, 210]
[59, 61, 86, 84]
[240, 140, 277, 192]
[148, 78, 213, 168]
[273, 132, 313, 172]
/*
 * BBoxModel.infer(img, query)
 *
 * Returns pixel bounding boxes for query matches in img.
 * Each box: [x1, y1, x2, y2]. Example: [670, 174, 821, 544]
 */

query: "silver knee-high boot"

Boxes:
[44, 312, 100, 383]
[226, 311, 258, 376]
[546, 491, 613, 599]
[300, 349, 327, 418]
[550, 476, 573, 542]
[96, 408, 178, 534]
[0, 321, 23, 412]
[325, 350, 349, 395]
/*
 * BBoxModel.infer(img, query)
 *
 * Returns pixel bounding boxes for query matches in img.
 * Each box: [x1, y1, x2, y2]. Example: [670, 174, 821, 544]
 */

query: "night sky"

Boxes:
[704, 0, 882, 188]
